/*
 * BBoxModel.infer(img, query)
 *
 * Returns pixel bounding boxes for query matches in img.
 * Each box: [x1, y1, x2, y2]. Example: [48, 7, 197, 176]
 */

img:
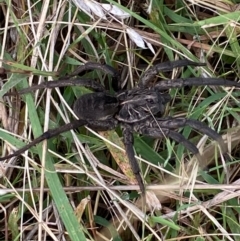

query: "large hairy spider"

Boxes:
[1, 59, 240, 194]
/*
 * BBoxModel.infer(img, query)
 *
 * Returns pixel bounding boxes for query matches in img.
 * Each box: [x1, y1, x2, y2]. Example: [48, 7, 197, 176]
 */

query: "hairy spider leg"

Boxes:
[140, 59, 205, 86]
[154, 77, 240, 90]
[0, 119, 87, 161]
[135, 126, 202, 162]
[62, 62, 121, 92]
[8, 78, 106, 96]
[155, 117, 227, 154]
[1, 91, 119, 161]
[122, 125, 145, 194]
[87, 120, 118, 131]
[6, 62, 120, 96]
[64, 62, 119, 79]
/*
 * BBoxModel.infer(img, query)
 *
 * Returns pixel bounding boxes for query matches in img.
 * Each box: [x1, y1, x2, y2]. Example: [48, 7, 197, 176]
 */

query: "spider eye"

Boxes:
[146, 98, 155, 104]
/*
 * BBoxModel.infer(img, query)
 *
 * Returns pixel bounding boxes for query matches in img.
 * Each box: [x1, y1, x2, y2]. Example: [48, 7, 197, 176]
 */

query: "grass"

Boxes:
[0, 0, 240, 240]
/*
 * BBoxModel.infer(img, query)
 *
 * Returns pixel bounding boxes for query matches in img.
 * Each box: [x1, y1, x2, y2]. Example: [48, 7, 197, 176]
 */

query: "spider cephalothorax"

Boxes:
[1, 59, 240, 194]
[116, 89, 171, 123]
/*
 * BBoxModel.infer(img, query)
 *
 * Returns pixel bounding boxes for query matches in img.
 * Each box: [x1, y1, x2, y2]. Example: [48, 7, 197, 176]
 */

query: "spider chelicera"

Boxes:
[1, 59, 240, 194]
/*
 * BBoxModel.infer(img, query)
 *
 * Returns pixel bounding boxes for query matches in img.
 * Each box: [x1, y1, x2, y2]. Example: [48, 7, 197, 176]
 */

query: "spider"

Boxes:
[1, 59, 240, 194]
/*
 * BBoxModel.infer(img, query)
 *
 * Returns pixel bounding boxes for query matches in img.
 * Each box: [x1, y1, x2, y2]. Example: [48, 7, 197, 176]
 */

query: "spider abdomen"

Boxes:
[73, 92, 119, 121]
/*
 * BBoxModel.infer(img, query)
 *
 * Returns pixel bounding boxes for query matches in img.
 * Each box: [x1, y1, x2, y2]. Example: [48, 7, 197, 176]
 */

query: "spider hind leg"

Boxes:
[0, 119, 87, 161]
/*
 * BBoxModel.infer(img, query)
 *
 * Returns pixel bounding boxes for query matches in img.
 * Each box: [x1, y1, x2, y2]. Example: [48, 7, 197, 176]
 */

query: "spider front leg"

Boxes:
[140, 59, 205, 87]
[122, 124, 145, 194]
[154, 77, 240, 90]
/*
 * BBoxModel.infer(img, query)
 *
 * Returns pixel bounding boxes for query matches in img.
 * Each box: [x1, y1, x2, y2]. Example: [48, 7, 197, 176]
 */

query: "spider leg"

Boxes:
[87, 119, 118, 131]
[6, 62, 120, 96]
[63, 62, 121, 91]
[140, 59, 205, 87]
[122, 124, 145, 194]
[0, 117, 120, 162]
[154, 117, 227, 155]
[155, 77, 240, 90]
[137, 126, 201, 159]
[64, 62, 119, 80]
[12, 78, 106, 96]
[0, 119, 87, 161]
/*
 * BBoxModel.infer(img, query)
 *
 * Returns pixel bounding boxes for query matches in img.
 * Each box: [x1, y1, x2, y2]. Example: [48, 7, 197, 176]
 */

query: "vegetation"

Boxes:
[0, 0, 240, 240]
